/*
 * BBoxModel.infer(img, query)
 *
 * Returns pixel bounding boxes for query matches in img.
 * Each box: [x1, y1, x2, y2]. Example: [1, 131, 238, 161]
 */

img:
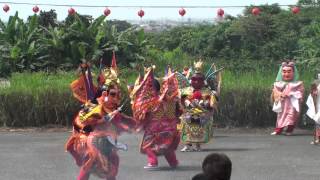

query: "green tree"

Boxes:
[298, 0, 320, 6]
[0, 13, 44, 75]
[38, 10, 58, 28]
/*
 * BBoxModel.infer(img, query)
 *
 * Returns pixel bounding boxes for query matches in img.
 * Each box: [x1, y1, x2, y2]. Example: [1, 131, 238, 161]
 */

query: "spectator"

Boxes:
[192, 173, 208, 180]
[192, 153, 232, 180]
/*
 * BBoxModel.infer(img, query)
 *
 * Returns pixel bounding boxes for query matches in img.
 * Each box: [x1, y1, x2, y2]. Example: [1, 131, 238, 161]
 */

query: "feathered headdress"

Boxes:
[70, 63, 97, 104]
[194, 59, 204, 73]
[103, 51, 120, 87]
[71, 51, 120, 104]
[131, 68, 159, 124]
[160, 69, 180, 101]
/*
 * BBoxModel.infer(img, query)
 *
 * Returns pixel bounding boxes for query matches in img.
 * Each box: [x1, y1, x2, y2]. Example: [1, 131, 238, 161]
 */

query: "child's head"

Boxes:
[202, 153, 232, 180]
[192, 173, 208, 180]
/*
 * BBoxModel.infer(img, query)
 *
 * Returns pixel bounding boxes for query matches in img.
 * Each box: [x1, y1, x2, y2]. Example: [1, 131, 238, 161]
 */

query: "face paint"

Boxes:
[109, 91, 118, 97]
[191, 74, 205, 90]
[102, 88, 121, 110]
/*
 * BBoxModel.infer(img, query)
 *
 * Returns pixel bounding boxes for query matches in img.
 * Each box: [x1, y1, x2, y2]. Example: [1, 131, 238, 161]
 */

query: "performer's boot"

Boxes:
[285, 125, 294, 136]
[195, 143, 202, 151]
[164, 151, 179, 168]
[316, 129, 320, 144]
[144, 148, 158, 169]
[310, 139, 318, 145]
[77, 168, 90, 180]
[180, 144, 192, 152]
[311, 130, 320, 145]
[271, 128, 282, 135]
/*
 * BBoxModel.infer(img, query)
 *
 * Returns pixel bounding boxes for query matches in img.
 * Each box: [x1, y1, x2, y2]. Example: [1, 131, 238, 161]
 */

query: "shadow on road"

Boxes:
[287, 133, 313, 136]
[201, 148, 252, 152]
[147, 165, 201, 171]
[213, 135, 229, 138]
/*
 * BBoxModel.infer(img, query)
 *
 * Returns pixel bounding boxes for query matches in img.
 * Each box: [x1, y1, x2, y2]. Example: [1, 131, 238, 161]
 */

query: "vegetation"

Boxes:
[0, 1, 320, 127]
[1, 2, 320, 76]
[0, 71, 314, 127]
[147, 3, 320, 73]
[0, 12, 147, 77]
[0, 72, 77, 127]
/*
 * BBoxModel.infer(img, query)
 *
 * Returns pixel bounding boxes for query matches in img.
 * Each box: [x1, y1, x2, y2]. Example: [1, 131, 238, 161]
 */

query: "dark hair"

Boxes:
[192, 173, 208, 180]
[202, 153, 232, 180]
[153, 79, 161, 92]
[191, 73, 205, 80]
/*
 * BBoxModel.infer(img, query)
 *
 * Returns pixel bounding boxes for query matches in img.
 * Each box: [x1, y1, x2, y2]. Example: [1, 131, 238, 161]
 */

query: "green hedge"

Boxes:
[0, 71, 314, 127]
[0, 72, 79, 127]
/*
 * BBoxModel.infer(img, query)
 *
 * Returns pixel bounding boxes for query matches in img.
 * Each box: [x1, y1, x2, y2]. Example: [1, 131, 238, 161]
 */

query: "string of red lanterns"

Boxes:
[1, 3, 302, 17]
[104, 8, 111, 17]
[2, 4, 9, 12]
[291, 6, 300, 14]
[32, 5, 39, 13]
[179, 8, 186, 17]
[217, 8, 224, 17]
[252, 7, 261, 16]
[138, 9, 144, 18]
[68, 7, 76, 15]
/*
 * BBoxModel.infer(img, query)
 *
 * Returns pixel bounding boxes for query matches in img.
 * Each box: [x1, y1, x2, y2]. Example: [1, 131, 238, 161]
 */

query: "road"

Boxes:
[0, 129, 319, 180]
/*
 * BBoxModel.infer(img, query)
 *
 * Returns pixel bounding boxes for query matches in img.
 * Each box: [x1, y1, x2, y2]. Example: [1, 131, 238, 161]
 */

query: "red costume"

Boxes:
[130, 68, 182, 169]
[66, 55, 135, 180]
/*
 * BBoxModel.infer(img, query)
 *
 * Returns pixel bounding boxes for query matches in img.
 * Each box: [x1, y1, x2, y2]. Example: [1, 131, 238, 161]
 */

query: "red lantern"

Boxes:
[138, 9, 145, 18]
[68, 8, 76, 15]
[33, 6, 39, 13]
[3, 4, 9, 13]
[217, 8, 224, 17]
[179, 8, 186, 17]
[292, 6, 300, 14]
[252, 7, 261, 16]
[104, 8, 111, 16]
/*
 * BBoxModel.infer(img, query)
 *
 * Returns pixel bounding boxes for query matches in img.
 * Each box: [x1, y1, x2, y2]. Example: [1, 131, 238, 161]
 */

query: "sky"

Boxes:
[0, 0, 299, 21]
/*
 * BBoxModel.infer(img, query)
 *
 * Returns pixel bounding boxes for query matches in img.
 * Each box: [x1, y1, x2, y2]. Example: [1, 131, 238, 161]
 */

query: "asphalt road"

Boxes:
[0, 129, 319, 180]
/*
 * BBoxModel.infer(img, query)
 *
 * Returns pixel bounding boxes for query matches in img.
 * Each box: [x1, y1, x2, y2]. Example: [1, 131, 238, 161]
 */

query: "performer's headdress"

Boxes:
[160, 68, 180, 101]
[275, 60, 300, 82]
[102, 51, 120, 88]
[70, 51, 120, 104]
[102, 68, 120, 88]
[194, 59, 204, 73]
[131, 68, 159, 124]
[70, 63, 96, 104]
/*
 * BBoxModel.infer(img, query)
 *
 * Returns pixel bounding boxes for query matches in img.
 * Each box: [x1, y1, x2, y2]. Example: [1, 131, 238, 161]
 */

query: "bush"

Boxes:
[0, 70, 314, 127]
[215, 70, 313, 127]
[0, 72, 79, 127]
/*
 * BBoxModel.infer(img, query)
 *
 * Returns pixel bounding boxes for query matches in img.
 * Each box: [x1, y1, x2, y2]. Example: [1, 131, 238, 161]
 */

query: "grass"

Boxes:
[222, 70, 314, 89]
[0, 69, 316, 127]
[0, 71, 76, 94]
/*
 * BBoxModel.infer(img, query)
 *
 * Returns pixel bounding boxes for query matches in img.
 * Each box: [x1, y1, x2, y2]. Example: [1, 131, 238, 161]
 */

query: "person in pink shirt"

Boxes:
[271, 61, 304, 136]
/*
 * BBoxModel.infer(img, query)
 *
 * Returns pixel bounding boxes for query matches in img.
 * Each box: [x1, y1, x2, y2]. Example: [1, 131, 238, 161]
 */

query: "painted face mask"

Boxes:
[102, 88, 121, 110]
[191, 74, 205, 90]
[282, 66, 294, 82]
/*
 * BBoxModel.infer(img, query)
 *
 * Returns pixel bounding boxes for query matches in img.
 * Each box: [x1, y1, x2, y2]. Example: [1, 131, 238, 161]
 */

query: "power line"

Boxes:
[0, 1, 298, 8]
